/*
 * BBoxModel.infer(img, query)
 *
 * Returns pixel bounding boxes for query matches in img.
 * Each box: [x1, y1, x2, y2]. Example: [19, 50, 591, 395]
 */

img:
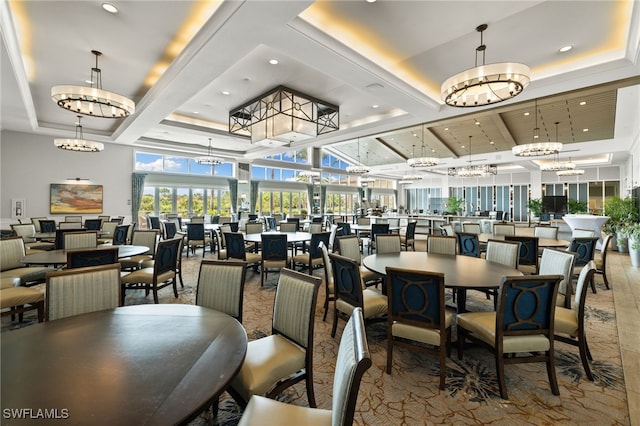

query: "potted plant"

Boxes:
[626, 222, 640, 267]
[603, 196, 638, 252]
[445, 197, 465, 215]
[567, 199, 588, 214]
[528, 198, 543, 220]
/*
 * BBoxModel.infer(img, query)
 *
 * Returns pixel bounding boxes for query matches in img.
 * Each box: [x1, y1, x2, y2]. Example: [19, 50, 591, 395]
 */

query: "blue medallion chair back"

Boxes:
[266, 217, 277, 231]
[456, 232, 480, 257]
[369, 223, 390, 254]
[66, 247, 119, 269]
[237, 307, 372, 426]
[111, 224, 129, 245]
[385, 267, 451, 389]
[505, 235, 539, 273]
[196, 260, 247, 322]
[84, 219, 103, 231]
[400, 221, 417, 251]
[39, 220, 56, 233]
[328, 252, 387, 338]
[568, 237, 598, 267]
[337, 222, 351, 236]
[457, 274, 563, 399]
[186, 223, 213, 257]
[292, 232, 330, 275]
[260, 233, 289, 286]
[225, 232, 261, 268]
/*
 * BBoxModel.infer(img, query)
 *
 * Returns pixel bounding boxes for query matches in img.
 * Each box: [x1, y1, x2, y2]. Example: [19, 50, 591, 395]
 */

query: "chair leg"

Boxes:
[496, 353, 508, 399]
[36, 301, 44, 323]
[322, 295, 329, 321]
[590, 276, 597, 294]
[331, 308, 339, 338]
[306, 376, 317, 408]
[578, 335, 594, 381]
[546, 350, 560, 395]
[457, 328, 465, 360]
[153, 285, 160, 304]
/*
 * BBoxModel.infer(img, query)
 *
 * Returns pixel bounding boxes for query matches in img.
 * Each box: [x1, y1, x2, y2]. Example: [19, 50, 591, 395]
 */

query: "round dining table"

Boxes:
[362, 252, 522, 313]
[0, 304, 247, 425]
[19, 245, 150, 267]
[477, 233, 569, 248]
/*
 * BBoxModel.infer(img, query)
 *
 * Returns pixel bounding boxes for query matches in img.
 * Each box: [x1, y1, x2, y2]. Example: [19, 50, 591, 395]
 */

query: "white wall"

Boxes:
[1, 130, 134, 228]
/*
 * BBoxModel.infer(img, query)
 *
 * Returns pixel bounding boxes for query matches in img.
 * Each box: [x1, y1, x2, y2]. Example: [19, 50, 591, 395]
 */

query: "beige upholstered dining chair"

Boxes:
[120, 230, 158, 270]
[45, 263, 122, 321]
[457, 274, 564, 399]
[30, 217, 48, 233]
[245, 222, 263, 235]
[63, 231, 98, 250]
[196, 260, 247, 323]
[462, 223, 481, 234]
[227, 268, 321, 408]
[485, 240, 520, 269]
[58, 221, 82, 230]
[534, 226, 559, 239]
[216, 224, 232, 260]
[375, 234, 401, 254]
[493, 223, 515, 236]
[319, 241, 335, 322]
[97, 221, 118, 244]
[427, 235, 457, 255]
[572, 228, 596, 238]
[441, 224, 455, 237]
[279, 222, 297, 232]
[238, 307, 372, 426]
[554, 261, 597, 381]
[1, 276, 44, 323]
[64, 215, 82, 223]
[336, 235, 382, 286]
[539, 248, 577, 308]
[10, 223, 55, 251]
[594, 234, 612, 290]
[0, 237, 53, 285]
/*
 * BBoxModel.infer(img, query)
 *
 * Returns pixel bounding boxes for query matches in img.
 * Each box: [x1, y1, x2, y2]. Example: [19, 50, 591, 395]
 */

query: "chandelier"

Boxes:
[229, 86, 339, 146]
[194, 138, 225, 165]
[441, 24, 530, 108]
[556, 159, 584, 176]
[299, 170, 321, 178]
[51, 50, 135, 118]
[540, 123, 575, 171]
[346, 139, 370, 174]
[513, 99, 562, 157]
[407, 126, 439, 167]
[448, 136, 497, 177]
[54, 116, 104, 152]
[402, 173, 423, 181]
[398, 180, 415, 185]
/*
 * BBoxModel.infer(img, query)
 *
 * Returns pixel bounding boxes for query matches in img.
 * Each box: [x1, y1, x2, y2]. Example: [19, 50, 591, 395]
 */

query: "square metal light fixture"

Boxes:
[229, 86, 339, 145]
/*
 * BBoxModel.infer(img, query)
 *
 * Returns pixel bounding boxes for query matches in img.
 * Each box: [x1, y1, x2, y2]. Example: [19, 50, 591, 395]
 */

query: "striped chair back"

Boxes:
[427, 235, 456, 255]
[196, 260, 247, 322]
[485, 239, 520, 268]
[64, 231, 98, 250]
[375, 234, 401, 254]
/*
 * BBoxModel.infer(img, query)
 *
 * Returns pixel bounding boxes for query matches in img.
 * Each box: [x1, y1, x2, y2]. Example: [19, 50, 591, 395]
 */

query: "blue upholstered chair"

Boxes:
[456, 232, 480, 257]
[457, 274, 563, 399]
[66, 247, 119, 269]
[385, 267, 451, 389]
[292, 232, 330, 275]
[505, 235, 540, 274]
[260, 233, 289, 286]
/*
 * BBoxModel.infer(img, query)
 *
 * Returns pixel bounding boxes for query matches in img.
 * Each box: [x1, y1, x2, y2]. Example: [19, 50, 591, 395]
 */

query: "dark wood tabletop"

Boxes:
[362, 252, 522, 312]
[244, 231, 312, 243]
[19, 245, 150, 267]
[0, 304, 247, 425]
[477, 233, 569, 247]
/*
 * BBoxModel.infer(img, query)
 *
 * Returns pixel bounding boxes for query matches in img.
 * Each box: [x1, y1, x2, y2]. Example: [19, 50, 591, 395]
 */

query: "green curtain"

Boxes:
[131, 173, 147, 226]
[250, 180, 260, 213]
[366, 188, 372, 204]
[228, 179, 238, 215]
[307, 184, 314, 213]
[320, 185, 327, 215]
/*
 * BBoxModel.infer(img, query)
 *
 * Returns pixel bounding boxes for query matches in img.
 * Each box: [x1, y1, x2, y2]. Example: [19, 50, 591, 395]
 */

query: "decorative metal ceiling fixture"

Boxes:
[346, 138, 370, 174]
[540, 122, 575, 171]
[448, 136, 497, 177]
[407, 126, 439, 167]
[402, 173, 423, 181]
[51, 50, 135, 118]
[556, 159, 585, 176]
[194, 138, 225, 165]
[512, 99, 562, 157]
[229, 85, 339, 146]
[441, 24, 530, 108]
[54, 115, 104, 152]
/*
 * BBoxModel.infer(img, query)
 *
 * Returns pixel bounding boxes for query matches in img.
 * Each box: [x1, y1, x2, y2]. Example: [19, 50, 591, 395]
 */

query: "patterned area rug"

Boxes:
[2, 250, 629, 425]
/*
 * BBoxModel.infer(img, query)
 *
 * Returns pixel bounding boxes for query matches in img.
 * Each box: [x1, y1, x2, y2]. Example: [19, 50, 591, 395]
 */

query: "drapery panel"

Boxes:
[320, 185, 327, 215]
[228, 179, 238, 216]
[307, 184, 314, 212]
[131, 173, 147, 226]
[250, 180, 259, 214]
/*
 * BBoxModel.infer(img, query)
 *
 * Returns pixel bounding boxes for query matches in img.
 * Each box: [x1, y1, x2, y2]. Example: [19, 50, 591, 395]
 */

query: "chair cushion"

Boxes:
[554, 306, 578, 336]
[360, 267, 382, 284]
[230, 334, 306, 402]
[457, 311, 550, 353]
[245, 252, 262, 264]
[336, 289, 387, 320]
[119, 254, 152, 269]
[0, 267, 53, 285]
[292, 254, 323, 266]
[0, 286, 44, 309]
[263, 259, 288, 268]
[1, 277, 21, 289]
[392, 310, 453, 346]
[121, 268, 175, 284]
[594, 258, 604, 269]
[239, 395, 331, 426]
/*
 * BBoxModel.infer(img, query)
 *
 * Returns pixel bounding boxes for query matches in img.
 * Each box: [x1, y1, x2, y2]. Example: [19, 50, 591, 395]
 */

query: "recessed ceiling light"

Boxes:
[461, 145, 465, 149]
[372, 105, 379, 108]
[490, 141, 495, 145]
[444, 127, 449, 131]
[366, 0, 377, 3]
[102, 3, 118, 13]
[269, 59, 279, 65]
[193, 111, 199, 114]
[583, 128, 589, 132]
[579, 101, 586, 106]
[474, 120, 480, 125]
[524, 112, 530, 116]
[559, 45, 573, 53]
[222, 91, 230, 95]
[431, 149, 436, 153]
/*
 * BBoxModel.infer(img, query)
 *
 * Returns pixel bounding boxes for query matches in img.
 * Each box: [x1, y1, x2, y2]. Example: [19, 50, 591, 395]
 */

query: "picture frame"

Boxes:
[50, 184, 103, 214]
[11, 198, 26, 219]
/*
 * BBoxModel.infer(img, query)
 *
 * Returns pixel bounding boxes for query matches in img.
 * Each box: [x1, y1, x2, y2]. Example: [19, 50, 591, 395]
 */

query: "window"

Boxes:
[135, 151, 233, 177]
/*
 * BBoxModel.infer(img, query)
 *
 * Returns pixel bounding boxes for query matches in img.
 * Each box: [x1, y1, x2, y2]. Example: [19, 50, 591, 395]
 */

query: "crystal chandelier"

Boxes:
[194, 138, 225, 165]
[448, 136, 497, 177]
[54, 116, 104, 152]
[398, 180, 415, 185]
[512, 99, 562, 157]
[346, 138, 370, 174]
[407, 126, 439, 167]
[539, 122, 574, 171]
[51, 50, 135, 118]
[299, 170, 321, 178]
[556, 159, 584, 176]
[402, 173, 423, 181]
[441, 24, 530, 108]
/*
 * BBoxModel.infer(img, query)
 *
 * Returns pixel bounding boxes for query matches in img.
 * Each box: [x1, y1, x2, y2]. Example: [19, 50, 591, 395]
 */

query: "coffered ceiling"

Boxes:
[2, 0, 639, 179]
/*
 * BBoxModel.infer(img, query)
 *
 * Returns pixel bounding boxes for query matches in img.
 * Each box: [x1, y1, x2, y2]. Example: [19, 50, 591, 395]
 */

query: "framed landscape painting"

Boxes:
[50, 184, 103, 214]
